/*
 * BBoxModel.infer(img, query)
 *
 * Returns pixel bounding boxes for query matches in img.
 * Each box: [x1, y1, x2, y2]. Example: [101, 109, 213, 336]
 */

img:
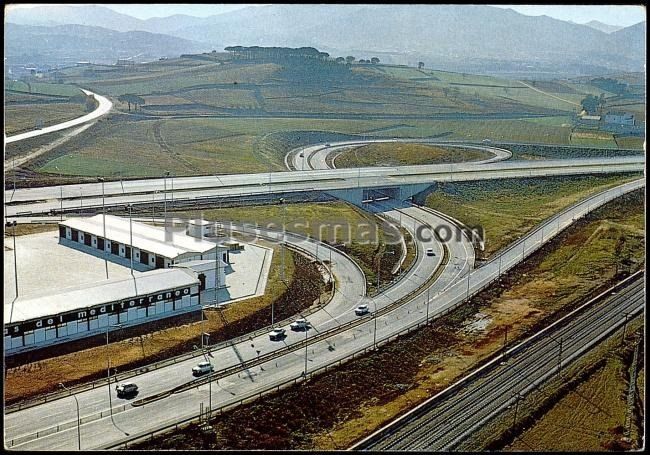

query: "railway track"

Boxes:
[356, 272, 645, 451]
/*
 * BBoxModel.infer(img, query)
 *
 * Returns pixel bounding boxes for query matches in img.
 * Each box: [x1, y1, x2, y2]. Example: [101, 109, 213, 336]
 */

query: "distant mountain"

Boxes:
[166, 5, 645, 73]
[581, 20, 624, 34]
[4, 5, 146, 31]
[3, 23, 211, 65]
[4, 5, 646, 76]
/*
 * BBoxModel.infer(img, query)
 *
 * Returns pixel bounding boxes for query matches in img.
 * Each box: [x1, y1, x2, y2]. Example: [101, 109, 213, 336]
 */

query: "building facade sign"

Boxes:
[5, 287, 192, 337]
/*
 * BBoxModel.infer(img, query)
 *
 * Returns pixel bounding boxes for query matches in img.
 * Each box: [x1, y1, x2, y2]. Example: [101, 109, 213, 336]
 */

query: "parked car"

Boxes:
[290, 318, 310, 331]
[192, 361, 214, 376]
[355, 304, 370, 316]
[115, 382, 138, 397]
[269, 328, 287, 341]
[426, 248, 436, 256]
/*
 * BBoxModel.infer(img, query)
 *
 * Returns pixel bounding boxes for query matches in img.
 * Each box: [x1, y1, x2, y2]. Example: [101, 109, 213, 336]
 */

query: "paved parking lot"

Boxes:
[4, 230, 273, 315]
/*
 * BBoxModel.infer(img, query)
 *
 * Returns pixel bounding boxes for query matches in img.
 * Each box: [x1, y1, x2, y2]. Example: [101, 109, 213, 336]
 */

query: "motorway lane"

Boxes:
[5, 156, 643, 205]
[4, 160, 644, 219]
[289, 139, 513, 171]
[5, 90, 112, 145]
[8, 179, 642, 450]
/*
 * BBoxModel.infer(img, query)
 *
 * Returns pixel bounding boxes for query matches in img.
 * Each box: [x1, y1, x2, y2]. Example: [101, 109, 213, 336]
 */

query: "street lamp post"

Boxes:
[279, 198, 286, 283]
[128, 204, 134, 277]
[7, 221, 18, 299]
[59, 383, 81, 451]
[163, 171, 169, 221]
[376, 250, 396, 290]
[426, 286, 430, 324]
[99, 178, 109, 280]
[303, 319, 309, 376]
[106, 323, 123, 423]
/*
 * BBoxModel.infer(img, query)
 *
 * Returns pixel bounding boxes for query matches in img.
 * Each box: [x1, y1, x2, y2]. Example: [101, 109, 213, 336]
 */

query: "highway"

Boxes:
[354, 271, 645, 451]
[4, 90, 112, 146]
[5, 177, 644, 450]
[4, 157, 643, 217]
[3, 132, 645, 450]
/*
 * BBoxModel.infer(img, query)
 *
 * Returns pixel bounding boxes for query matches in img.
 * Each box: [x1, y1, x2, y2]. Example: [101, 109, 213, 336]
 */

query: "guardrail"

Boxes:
[100, 183, 645, 449]
[351, 270, 645, 450]
[8, 179, 644, 449]
[4, 227, 349, 415]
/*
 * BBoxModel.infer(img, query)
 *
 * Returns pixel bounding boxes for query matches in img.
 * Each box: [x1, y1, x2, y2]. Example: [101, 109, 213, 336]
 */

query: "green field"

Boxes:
[424, 173, 643, 257]
[335, 143, 492, 167]
[5, 55, 644, 179]
[173, 200, 403, 291]
[4, 102, 87, 136]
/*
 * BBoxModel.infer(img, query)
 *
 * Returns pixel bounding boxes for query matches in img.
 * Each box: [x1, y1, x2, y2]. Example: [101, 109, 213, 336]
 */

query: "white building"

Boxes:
[59, 215, 229, 275]
[4, 269, 200, 354]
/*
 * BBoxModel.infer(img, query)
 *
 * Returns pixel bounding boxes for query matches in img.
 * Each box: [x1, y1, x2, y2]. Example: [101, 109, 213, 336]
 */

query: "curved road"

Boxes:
[5, 176, 643, 450]
[4, 89, 112, 146]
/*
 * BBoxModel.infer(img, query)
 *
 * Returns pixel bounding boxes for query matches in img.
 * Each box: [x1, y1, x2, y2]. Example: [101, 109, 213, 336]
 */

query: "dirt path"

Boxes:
[517, 80, 581, 108]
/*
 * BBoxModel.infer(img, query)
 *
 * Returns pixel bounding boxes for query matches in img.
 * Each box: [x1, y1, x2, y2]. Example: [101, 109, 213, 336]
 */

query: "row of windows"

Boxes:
[60, 227, 172, 268]
[6, 295, 199, 350]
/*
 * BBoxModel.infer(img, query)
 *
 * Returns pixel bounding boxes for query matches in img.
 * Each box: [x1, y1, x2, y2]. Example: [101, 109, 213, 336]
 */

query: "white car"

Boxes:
[290, 318, 310, 331]
[426, 248, 436, 256]
[355, 304, 370, 316]
[192, 361, 214, 376]
[269, 328, 287, 341]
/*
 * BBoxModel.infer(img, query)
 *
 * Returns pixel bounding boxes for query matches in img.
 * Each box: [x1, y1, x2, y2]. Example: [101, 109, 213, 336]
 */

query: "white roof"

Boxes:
[5, 268, 198, 325]
[61, 215, 218, 260]
[172, 259, 227, 272]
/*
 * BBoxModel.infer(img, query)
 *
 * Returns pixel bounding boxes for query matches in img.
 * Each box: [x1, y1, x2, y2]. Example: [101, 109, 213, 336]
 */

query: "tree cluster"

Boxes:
[590, 77, 628, 96]
[580, 93, 606, 115]
[117, 94, 146, 112]
[224, 46, 330, 61]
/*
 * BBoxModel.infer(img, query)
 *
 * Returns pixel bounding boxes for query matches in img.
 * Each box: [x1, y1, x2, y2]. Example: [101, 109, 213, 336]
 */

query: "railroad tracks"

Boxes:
[355, 271, 645, 451]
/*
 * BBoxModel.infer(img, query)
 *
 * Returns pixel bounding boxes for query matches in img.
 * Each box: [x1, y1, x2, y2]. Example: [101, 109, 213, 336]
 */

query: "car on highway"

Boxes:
[290, 318, 310, 331]
[192, 361, 214, 376]
[115, 382, 138, 397]
[482, 138, 492, 143]
[426, 248, 436, 256]
[355, 304, 370, 316]
[269, 328, 287, 341]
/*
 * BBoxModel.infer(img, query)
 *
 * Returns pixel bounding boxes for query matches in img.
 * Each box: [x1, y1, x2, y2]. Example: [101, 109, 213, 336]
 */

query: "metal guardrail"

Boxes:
[99, 184, 645, 449]
[4, 227, 347, 415]
[351, 270, 645, 450]
[8, 179, 645, 448]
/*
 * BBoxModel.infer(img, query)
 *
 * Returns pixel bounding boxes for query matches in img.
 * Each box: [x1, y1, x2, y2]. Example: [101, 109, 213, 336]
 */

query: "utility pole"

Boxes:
[163, 171, 169, 221]
[9, 221, 18, 299]
[557, 337, 563, 377]
[128, 204, 134, 277]
[60, 185, 63, 221]
[99, 178, 108, 279]
[279, 198, 286, 284]
[426, 286, 430, 324]
[621, 312, 630, 345]
[304, 322, 309, 376]
[502, 326, 508, 360]
[511, 392, 523, 430]
[106, 324, 122, 422]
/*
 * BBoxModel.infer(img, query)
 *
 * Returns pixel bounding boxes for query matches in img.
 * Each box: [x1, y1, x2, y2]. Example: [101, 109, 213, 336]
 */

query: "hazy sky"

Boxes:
[493, 4, 645, 26]
[6, 4, 646, 26]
